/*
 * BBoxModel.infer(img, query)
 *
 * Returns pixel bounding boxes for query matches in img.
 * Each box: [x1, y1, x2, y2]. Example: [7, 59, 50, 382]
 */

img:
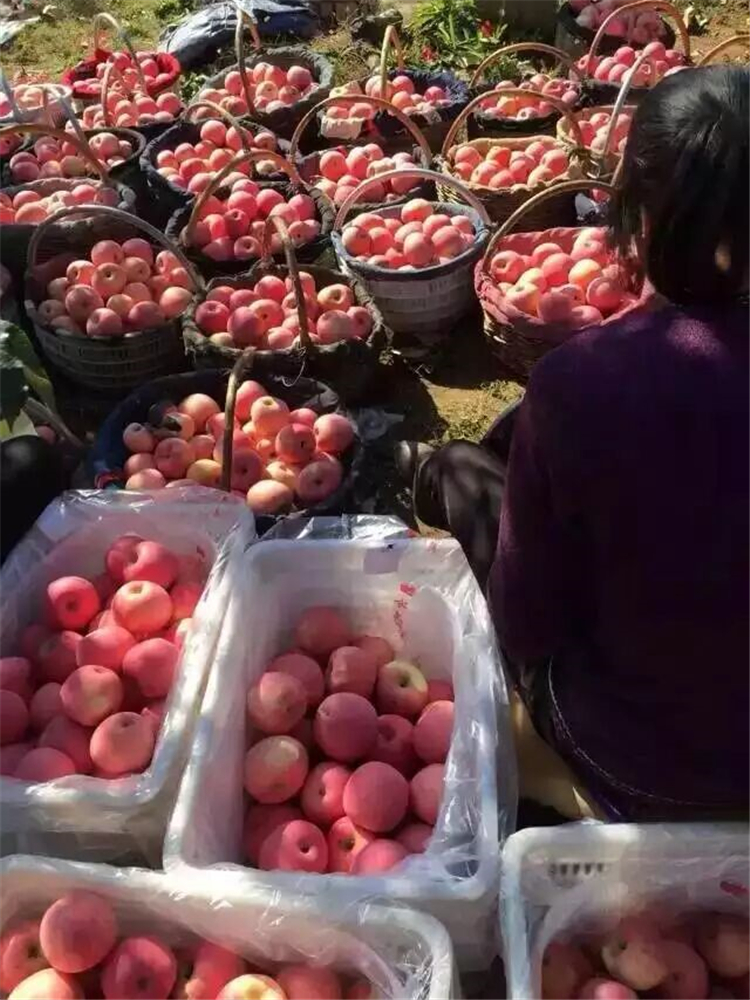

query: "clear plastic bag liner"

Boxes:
[0, 854, 458, 999]
[165, 516, 517, 969]
[0, 488, 255, 860]
[500, 822, 750, 999]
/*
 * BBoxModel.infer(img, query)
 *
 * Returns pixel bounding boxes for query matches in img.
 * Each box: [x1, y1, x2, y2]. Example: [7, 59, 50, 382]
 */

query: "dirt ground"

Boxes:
[2, 0, 747, 512]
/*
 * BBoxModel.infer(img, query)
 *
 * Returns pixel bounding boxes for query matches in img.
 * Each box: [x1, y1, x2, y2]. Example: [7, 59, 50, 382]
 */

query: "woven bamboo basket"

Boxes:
[26, 205, 204, 393]
[476, 180, 650, 381]
[436, 88, 587, 229]
[83, 60, 185, 145]
[290, 94, 436, 213]
[555, 0, 676, 58]
[200, 10, 333, 143]
[167, 148, 334, 281]
[0, 123, 135, 279]
[0, 75, 72, 130]
[181, 215, 391, 402]
[91, 351, 363, 520]
[317, 26, 468, 156]
[61, 13, 181, 107]
[696, 33, 750, 66]
[331, 167, 490, 345]
[467, 43, 584, 141]
[581, 0, 692, 105]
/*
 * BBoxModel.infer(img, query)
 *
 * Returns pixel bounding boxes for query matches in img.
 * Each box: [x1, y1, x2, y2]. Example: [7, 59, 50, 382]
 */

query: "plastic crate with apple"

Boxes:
[0, 853, 458, 999]
[499, 822, 749, 999]
[164, 518, 517, 970]
[0, 487, 254, 863]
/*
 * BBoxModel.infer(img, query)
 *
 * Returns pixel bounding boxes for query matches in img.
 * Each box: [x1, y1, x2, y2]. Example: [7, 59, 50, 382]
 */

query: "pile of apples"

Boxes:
[0, 83, 60, 121]
[121, 384, 356, 514]
[341, 198, 476, 270]
[185, 180, 321, 263]
[575, 42, 687, 86]
[488, 226, 637, 327]
[542, 910, 749, 999]
[477, 75, 579, 121]
[79, 89, 183, 130]
[0, 890, 376, 1000]
[36, 238, 195, 338]
[199, 63, 318, 117]
[568, 0, 667, 41]
[574, 108, 633, 156]
[75, 51, 176, 100]
[0, 535, 204, 784]
[153, 118, 280, 193]
[195, 271, 373, 348]
[324, 74, 450, 127]
[309, 144, 420, 207]
[0, 184, 119, 226]
[243, 606, 454, 875]
[449, 137, 573, 189]
[6, 133, 136, 184]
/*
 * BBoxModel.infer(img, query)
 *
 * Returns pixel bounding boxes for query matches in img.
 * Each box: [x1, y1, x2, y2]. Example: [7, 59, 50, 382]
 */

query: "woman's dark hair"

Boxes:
[611, 64, 748, 305]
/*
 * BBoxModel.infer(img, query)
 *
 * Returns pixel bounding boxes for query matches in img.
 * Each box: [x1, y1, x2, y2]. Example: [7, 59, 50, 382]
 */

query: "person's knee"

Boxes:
[1, 436, 66, 561]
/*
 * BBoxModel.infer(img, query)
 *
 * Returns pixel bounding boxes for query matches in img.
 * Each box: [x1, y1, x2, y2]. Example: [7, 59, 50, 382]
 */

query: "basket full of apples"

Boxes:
[92, 359, 362, 519]
[0, 80, 72, 128]
[475, 180, 648, 379]
[61, 13, 181, 106]
[318, 26, 468, 156]
[197, 10, 333, 142]
[332, 170, 490, 343]
[467, 43, 583, 141]
[576, 0, 691, 104]
[437, 91, 587, 228]
[168, 149, 333, 280]
[290, 95, 436, 213]
[182, 215, 390, 402]
[556, 0, 675, 56]
[0, 857, 456, 1000]
[76, 60, 185, 144]
[25, 205, 203, 392]
[501, 824, 749, 1000]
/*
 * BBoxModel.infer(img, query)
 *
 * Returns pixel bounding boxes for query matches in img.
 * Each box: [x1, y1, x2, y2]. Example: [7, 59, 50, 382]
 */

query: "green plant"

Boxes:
[0, 321, 56, 438]
[407, 0, 506, 71]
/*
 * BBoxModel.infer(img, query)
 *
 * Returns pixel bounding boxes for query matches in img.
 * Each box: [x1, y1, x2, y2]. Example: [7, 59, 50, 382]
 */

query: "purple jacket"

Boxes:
[489, 301, 749, 818]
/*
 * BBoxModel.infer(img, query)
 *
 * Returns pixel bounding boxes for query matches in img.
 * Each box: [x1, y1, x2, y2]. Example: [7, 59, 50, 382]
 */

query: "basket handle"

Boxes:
[0, 67, 23, 120]
[51, 86, 100, 161]
[288, 93, 433, 179]
[183, 149, 301, 247]
[92, 13, 148, 93]
[697, 33, 750, 65]
[379, 24, 406, 98]
[220, 346, 255, 493]
[481, 178, 615, 270]
[260, 214, 314, 352]
[469, 42, 581, 88]
[184, 99, 252, 152]
[441, 86, 583, 158]
[0, 122, 109, 181]
[598, 49, 652, 159]
[101, 62, 136, 127]
[26, 204, 205, 292]
[333, 166, 491, 231]
[235, 6, 262, 116]
[588, 1, 691, 66]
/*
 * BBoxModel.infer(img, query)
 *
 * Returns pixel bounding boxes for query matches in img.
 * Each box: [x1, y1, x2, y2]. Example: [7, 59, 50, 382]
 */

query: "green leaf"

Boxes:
[0, 321, 56, 420]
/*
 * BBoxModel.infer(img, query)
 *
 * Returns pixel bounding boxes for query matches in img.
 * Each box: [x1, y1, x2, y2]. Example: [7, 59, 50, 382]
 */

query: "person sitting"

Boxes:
[397, 64, 749, 822]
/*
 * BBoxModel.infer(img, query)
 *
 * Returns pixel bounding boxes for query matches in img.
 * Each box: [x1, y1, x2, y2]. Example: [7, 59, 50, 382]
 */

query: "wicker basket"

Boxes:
[467, 43, 584, 141]
[25, 205, 204, 393]
[696, 33, 750, 66]
[168, 148, 333, 281]
[140, 99, 291, 227]
[436, 88, 587, 228]
[581, 0, 692, 106]
[200, 10, 333, 143]
[331, 167, 490, 345]
[0, 79, 72, 130]
[289, 94, 436, 213]
[90, 352, 363, 521]
[85, 60, 185, 145]
[555, 0, 676, 58]
[181, 215, 391, 402]
[61, 13, 181, 107]
[0, 123, 135, 279]
[476, 180, 649, 381]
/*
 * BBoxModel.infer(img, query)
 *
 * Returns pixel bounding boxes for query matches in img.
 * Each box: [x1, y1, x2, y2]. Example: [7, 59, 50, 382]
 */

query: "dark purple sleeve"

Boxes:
[488, 381, 581, 662]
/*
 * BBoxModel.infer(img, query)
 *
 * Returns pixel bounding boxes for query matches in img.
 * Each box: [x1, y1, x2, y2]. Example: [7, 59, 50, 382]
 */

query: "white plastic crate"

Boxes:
[500, 822, 750, 999]
[165, 531, 517, 970]
[0, 854, 459, 999]
[0, 488, 254, 863]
